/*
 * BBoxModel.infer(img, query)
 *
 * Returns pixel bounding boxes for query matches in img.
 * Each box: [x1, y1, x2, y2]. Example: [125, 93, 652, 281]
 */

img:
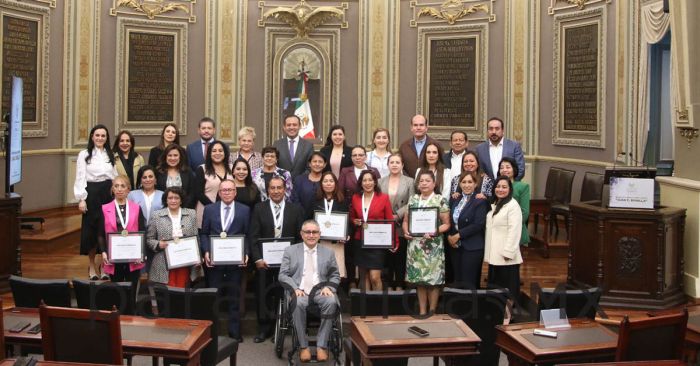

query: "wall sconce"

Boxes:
[678, 126, 699, 149]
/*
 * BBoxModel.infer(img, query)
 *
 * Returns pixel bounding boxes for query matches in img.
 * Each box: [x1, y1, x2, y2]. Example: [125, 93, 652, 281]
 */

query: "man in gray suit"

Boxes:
[278, 219, 340, 362]
[273, 115, 314, 179]
[475, 117, 525, 180]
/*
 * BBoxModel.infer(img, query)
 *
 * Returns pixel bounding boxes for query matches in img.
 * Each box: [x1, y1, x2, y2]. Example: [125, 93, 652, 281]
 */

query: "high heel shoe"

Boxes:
[89, 267, 98, 281]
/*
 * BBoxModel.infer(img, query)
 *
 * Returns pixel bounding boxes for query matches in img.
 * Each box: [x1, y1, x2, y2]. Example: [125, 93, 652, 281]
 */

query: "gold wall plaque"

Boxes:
[410, 0, 495, 27]
[258, 0, 348, 38]
[110, 0, 196, 23]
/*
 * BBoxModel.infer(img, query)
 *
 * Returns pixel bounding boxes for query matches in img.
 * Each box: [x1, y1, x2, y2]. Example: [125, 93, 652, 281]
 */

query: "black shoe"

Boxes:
[253, 331, 268, 343]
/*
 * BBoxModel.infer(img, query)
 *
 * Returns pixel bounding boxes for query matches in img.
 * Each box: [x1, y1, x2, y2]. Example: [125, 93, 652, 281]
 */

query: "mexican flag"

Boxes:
[294, 71, 315, 139]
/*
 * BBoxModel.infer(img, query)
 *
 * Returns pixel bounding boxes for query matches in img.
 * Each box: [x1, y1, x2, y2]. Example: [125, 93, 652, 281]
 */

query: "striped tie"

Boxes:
[274, 204, 281, 238]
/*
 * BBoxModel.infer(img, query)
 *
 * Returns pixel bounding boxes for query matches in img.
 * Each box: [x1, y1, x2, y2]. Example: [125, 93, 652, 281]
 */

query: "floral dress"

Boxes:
[405, 193, 450, 286]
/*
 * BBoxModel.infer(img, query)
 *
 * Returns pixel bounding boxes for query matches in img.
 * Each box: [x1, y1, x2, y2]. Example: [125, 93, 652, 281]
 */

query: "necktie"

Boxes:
[274, 204, 281, 238]
[223, 206, 231, 229]
[301, 249, 316, 295]
[203, 141, 209, 156]
[289, 139, 295, 161]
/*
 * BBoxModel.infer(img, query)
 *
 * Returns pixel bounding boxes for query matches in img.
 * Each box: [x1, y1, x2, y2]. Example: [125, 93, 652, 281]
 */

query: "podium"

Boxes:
[0, 194, 21, 293]
[569, 201, 686, 309]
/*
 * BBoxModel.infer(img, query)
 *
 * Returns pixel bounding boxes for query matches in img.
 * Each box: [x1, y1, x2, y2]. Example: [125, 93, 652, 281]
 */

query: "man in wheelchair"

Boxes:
[278, 219, 341, 362]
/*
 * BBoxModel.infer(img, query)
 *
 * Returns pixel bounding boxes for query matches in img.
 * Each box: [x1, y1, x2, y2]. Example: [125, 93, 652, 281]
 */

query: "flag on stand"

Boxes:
[294, 71, 315, 139]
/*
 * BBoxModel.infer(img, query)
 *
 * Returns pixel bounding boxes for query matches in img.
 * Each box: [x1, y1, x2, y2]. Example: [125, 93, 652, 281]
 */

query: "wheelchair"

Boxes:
[273, 285, 343, 365]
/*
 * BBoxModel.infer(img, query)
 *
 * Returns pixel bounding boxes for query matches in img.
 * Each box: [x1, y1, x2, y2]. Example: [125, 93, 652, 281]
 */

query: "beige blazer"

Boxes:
[378, 174, 415, 220]
[484, 199, 523, 266]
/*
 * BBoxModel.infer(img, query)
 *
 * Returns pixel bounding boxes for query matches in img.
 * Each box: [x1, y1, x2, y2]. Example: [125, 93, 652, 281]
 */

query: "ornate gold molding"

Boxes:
[678, 127, 699, 149]
[258, 0, 348, 38]
[677, 108, 689, 122]
[410, 0, 495, 27]
[110, 0, 195, 23]
[548, 0, 611, 15]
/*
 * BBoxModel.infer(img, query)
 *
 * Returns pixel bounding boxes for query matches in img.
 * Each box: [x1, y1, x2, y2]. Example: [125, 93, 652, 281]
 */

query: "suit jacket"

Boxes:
[100, 200, 146, 273]
[278, 243, 340, 293]
[349, 192, 395, 245]
[127, 189, 164, 225]
[186, 139, 215, 172]
[378, 174, 415, 221]
[199, 201, 251, 257]
[249, 200, 305, 262]
[398, 135, 440, 177]
[337, 166, 381, 206]
[475, 139, 525, 180]
[318, 145, 353, 173]
[449, 195, 490, 251]
[146, 207, 199, 284]
[155, 169, 195, 208]
[114, 153, 145, 188]
[273, 136, 314, 179]
[484, 199, 523, 266]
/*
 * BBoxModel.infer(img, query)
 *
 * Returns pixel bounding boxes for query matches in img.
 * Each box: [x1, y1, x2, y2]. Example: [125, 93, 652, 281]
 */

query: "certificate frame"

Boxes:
[313, 211, 349, 241]
[107, 232, 145, 263]
[165, 236, 201, 270]
[210, 235, 245, 266]
[361, 220, 394, 249]
[408, 206, 439, 236]
[259, 237, 293, 267]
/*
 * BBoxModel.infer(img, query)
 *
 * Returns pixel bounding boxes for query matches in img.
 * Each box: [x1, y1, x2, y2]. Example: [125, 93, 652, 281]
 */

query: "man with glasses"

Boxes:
[249, 176, 305, 343]
[279, 219, 340, 362]
[199, 179, 250, 341]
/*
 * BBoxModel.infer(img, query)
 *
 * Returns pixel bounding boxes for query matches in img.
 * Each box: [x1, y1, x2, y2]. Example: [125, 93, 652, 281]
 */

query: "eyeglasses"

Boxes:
[302, 230, 320, 235]
[220, 188, 236, 193]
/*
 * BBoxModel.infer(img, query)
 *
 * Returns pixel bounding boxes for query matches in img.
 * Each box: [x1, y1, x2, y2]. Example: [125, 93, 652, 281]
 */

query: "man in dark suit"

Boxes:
[200, 179, 249, 341]
[475, 117, 525, 180]
[279, 219, 340, 362]
[398, 114, 441, 177]
[186, 117, 216, 171]
[443, 130, 469, 180]
[273, 115, 314, 179]
[249, 176, 305, 343]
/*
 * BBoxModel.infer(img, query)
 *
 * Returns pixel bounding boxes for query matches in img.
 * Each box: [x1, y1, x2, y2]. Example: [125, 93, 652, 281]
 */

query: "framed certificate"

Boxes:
[408, 207, 439, 236]
[210, 235, 245, 265]
[165, 236, 201, 270]
[259, 237, 293, 267]
[107, 232, 144, 263]
[314, 211, 348, 241]
[362, 220, 394, 249]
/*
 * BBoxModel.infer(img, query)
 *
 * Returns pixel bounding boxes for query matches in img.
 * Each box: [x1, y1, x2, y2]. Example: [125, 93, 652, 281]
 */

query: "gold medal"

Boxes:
[325, 221, 332, 228]
[220, 232, 227, 238]
[121, 230, 128, 236]
[363, 223, 368, 230]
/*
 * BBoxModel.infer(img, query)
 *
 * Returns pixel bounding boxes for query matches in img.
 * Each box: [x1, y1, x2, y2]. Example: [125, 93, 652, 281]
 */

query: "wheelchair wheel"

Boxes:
[332, 312, 344, 364]
[274, 298, 286, 358]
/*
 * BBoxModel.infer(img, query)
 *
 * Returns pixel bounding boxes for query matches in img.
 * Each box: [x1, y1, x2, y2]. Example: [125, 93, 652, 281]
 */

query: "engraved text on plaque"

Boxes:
[563, 23, 598, 132]
[2, 15, 38, 122]
[127, 32, 175, 122]
[428, 38, 476, 127]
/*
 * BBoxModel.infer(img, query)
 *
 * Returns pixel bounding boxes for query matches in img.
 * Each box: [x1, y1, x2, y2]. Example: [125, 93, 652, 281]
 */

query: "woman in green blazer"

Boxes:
[498, 157, 530, 246]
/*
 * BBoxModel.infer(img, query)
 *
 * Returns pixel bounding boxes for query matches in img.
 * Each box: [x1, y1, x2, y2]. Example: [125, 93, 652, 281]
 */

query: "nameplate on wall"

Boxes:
[115, 18, 188, 135]
[428, 37, 477, 129]
[0, 1, 49, 137]
[552, 7, 606, 148]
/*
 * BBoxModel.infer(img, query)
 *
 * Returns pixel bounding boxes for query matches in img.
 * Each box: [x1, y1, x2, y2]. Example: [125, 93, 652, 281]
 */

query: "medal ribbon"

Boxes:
[115, 200, 130, 232]
[361, 192, 374, 223]
[221, 203, 235, 233]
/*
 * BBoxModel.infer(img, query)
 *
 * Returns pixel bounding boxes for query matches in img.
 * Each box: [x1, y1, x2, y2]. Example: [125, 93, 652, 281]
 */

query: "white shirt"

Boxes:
[200, 138, 215, 156]
[449, 150, 465, 181]
[220, 201, 235, 231]
[287, 136, 299, 158]
[354, 166, 368, 180]
[489, 140, 504, 178]
[366, 151, 390, 178]
[269, 199, 286, 229]
[74, 148, 118, 200]
[301, 245, 319, 294]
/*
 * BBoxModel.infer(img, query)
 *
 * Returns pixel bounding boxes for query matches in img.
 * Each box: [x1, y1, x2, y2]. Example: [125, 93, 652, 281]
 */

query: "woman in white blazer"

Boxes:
[484, 176, 523, 301]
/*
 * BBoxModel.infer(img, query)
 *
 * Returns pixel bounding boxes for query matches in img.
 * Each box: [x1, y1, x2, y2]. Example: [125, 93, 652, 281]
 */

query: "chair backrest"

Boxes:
[536, 286, 602, 320]
[0, 299, 4, 362]
[554, 168, 576, 204]
[616, 309, 688, 361]
[580, 172, 604, 202]
[349, 289, 418, 317]
[153, 285, 222, 365]
[73, 279, 135, 315]
[545, 167, 562, 201]
[39, 304, 122, 364]
[441, 288, 508, 366]
[9, 275, 71, 308]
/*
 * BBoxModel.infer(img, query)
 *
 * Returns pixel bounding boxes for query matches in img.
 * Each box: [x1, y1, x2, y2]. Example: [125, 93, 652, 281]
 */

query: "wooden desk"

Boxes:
[565, 361, 685, 366]
[495, 318, 618, 366]
[349, 315, 480, 364]
[683, 309, 700, 363]
[1, 359, 118, 366]
[3, 308, 210, 365]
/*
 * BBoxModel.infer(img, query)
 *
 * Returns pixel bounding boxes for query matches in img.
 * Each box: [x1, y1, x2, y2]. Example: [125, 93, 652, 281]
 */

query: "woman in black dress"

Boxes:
[155, 144, 194, 208]
[74, 124, 117, 280]
[232, 158, 260, 209]
[148, 123, 180, 168]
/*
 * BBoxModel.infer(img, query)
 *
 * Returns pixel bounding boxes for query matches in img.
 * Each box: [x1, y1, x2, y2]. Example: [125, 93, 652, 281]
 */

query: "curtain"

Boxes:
[637, 1, 671, 161]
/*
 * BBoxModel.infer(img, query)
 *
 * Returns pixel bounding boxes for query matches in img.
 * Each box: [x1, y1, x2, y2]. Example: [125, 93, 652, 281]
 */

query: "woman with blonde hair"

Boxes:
[234, 126, 263, 172]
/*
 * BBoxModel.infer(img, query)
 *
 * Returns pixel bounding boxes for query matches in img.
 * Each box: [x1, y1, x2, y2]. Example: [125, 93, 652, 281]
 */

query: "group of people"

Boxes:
[73, 113, 528, 360]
